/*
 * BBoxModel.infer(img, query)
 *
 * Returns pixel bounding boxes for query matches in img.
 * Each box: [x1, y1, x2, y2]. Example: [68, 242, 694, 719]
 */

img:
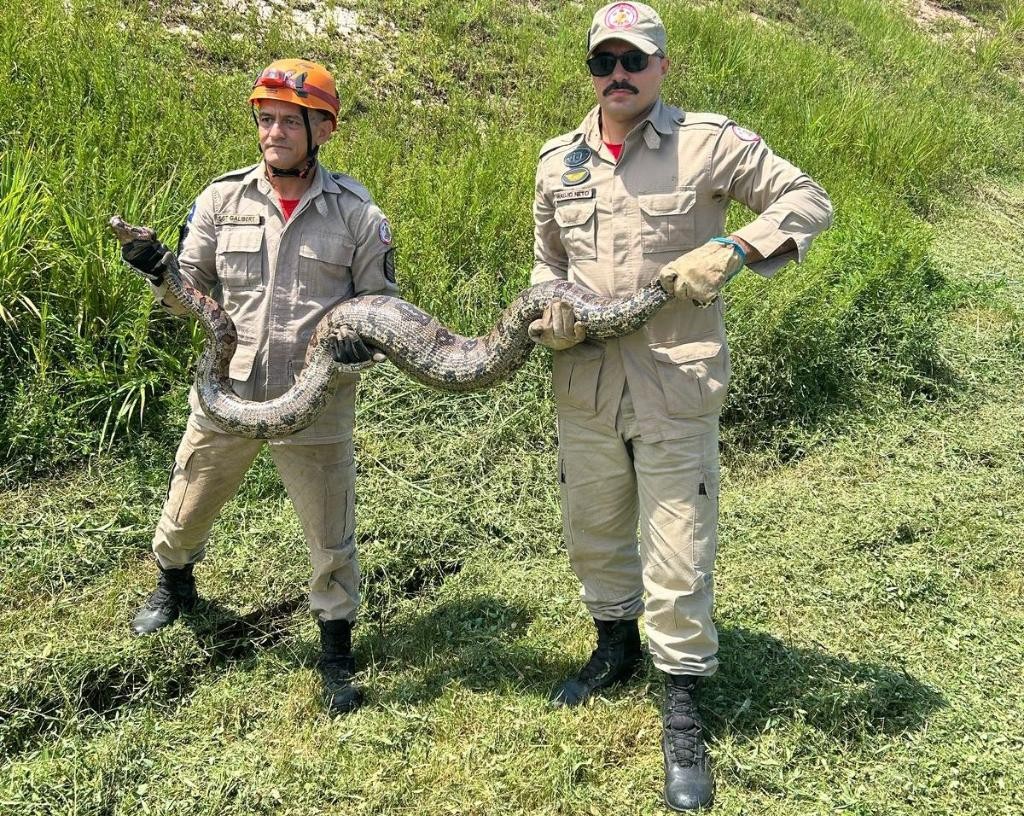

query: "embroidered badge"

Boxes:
[553, 188, 596, 202]
[214, 213, 263, 226]
[731, 124, 762, 143]
[605, 2, 639, 29]
[563, 147, 593, 168]
[561, 168, 591, 186]
[378, 219, 393, 245]
[186, 202, 196, 223]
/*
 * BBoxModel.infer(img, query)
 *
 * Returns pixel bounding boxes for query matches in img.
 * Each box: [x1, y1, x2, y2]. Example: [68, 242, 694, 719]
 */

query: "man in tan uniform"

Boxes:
[528, 3, 832, 809]
[120, 59, 397, 715]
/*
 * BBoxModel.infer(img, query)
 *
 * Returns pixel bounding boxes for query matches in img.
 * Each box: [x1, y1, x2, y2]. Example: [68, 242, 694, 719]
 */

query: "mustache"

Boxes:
[604, 81, 639, 95]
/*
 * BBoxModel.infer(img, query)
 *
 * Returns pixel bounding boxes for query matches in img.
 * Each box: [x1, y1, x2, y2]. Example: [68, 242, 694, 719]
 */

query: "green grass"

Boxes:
[2, 0, 1024, 812]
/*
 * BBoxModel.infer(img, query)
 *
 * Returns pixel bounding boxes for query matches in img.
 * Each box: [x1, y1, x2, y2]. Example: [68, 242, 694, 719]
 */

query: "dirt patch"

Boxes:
[910, 0, 978, 30]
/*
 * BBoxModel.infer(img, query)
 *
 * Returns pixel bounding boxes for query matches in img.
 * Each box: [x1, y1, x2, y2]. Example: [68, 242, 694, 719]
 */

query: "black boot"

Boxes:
[130, 564, 198, 635]
[550, 617, 642, 707]
[662, 674, 714, 811]
[317, 619, 364, 715]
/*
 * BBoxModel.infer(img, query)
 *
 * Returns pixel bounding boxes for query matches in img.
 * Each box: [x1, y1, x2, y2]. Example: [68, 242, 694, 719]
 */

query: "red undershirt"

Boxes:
[280, 198, 300, 220]
[604, 142, 623, 161]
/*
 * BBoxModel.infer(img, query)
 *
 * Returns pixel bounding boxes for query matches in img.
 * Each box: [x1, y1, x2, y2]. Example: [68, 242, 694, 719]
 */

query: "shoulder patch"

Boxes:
[539, 131, 583, 160]
[211, 164, 259, 184]
[730, 124, 762, 143]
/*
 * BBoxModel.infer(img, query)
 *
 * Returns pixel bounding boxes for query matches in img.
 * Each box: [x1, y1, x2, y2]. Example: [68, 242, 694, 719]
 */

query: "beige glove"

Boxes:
[528, 298, 586, 350]
[659, 240, 745, 307]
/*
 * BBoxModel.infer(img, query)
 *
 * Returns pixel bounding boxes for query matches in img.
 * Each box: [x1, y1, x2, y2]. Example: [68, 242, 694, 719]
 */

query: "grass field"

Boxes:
[2, 0, 1023, 813]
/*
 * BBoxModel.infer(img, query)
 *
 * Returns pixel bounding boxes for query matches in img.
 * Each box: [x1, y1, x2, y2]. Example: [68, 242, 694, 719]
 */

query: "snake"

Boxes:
[110, 215, 672, 439]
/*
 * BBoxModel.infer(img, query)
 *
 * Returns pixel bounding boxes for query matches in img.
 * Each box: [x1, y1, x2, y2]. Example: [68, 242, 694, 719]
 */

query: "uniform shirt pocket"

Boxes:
[216, 227, 264, 289]
[298, 233, 355, 299]
[650, 339, 729, 419]
[552, 341, 605, 413]
[639, 188, 696, 254]
[553, 199, 598, 261]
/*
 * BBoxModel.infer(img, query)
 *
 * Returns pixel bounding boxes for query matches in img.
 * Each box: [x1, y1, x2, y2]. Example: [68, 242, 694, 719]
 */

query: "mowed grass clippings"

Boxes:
[2, 0, 1024, 813]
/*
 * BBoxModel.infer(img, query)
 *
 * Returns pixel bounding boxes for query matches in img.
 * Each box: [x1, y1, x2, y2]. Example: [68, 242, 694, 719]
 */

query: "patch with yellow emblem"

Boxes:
[561, 168, 592, 186]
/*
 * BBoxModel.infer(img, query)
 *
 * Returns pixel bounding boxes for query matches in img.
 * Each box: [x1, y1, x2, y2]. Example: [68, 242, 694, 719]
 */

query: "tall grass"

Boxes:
[0, 0, 1022, 479]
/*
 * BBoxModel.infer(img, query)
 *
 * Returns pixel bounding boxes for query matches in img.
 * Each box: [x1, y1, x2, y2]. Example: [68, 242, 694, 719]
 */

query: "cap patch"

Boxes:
[732, 125, 761, 143]
[378, 219, 393, 245]
[605, 3, 639, 29]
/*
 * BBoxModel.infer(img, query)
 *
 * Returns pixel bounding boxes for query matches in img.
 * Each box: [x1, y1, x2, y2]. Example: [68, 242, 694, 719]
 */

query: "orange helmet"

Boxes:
[248, 59, 340, 124]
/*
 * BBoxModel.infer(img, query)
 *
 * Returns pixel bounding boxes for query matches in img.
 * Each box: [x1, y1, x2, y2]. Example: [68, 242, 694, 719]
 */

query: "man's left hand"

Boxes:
[659, 240, 745, 307]
[329, 325, 386, 370]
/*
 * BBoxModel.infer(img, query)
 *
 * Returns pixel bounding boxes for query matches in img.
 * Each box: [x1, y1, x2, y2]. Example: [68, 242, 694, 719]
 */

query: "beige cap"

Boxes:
[587, 2, 667, 56]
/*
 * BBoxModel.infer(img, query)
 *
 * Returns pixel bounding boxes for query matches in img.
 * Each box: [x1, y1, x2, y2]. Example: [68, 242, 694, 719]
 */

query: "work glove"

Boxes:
[659, 239, 746, 307]
[528, 298, 586, 351]
[329, 325, 386, 370]
[121, 238, 175, 285]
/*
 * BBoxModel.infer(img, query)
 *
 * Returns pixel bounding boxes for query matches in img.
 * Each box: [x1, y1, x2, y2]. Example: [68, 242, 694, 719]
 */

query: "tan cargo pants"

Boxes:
[152, 416, 359, 622]
[557, 388, 720, 676]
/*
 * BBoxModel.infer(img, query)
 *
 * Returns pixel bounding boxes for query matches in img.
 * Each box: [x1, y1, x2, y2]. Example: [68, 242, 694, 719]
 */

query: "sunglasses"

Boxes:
[586, 50, 655, 77]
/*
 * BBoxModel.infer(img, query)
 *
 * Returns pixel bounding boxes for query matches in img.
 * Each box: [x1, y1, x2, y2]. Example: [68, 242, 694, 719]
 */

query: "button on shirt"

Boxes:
[161, 162, 399, 444]
[531, 100, 833, 441]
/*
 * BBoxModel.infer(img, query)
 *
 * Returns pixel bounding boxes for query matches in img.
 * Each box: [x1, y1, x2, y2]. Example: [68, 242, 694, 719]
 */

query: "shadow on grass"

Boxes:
[0, 594, 307, 761]
[185, 594, 305, 664]
[362, 597, 945, 741]
[705, 627, 946, 740]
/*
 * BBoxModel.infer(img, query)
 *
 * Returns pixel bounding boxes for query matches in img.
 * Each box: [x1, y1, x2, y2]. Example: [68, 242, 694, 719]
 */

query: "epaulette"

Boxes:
[676, 112, 731, 130]
[210, 164, 259, 183]
[538, 131, 583, 160]
[326, 171, 371, 203]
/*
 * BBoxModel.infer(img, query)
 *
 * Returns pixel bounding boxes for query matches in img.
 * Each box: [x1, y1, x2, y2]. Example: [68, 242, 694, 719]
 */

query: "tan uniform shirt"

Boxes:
[156, 161, 398, 444]
[532, 100, 833, 442]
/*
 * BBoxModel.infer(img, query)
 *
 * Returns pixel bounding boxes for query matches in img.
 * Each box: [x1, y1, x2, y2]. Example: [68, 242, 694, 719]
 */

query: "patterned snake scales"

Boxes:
[110, 216, 672, 439]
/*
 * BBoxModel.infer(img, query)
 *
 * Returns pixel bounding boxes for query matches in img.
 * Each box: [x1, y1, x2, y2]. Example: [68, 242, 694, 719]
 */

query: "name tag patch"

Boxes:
[553, 188, 596, 202]
[215, 214, 264, 226]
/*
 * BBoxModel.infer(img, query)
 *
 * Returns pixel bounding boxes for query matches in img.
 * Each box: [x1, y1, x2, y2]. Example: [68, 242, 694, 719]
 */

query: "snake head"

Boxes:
[109, 215, 158, 246]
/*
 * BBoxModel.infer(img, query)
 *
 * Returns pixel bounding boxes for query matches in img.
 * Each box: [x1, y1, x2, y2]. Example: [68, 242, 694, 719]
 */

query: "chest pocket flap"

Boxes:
[219, 226, 264, 253]
[554, 199, 597, 228]
[638, 190, 696, 217]
[299, 235, 355, 267]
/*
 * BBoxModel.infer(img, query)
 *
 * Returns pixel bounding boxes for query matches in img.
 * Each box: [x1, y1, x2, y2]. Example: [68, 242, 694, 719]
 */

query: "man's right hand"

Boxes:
[122, 239, 174, 285]
[528, 298, 586, 351]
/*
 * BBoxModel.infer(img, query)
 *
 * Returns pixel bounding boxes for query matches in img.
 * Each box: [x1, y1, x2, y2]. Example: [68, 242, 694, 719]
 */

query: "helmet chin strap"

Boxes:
[257, 106, 319, 179]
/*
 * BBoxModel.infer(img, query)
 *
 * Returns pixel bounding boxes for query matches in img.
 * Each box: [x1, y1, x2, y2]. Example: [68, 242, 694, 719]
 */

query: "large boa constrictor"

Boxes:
[110, 216, 672, 439]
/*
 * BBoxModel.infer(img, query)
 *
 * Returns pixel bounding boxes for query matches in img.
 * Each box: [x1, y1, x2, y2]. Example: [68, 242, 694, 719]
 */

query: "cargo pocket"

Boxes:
[692, 463, 720, 580]
[639, 188, 696, 254]
[298, 233, 354, 298]
[650, 340, 728, 419]
[166, 438, 197, 525]
[552, 342, 605, 413]
[554, 199, 597, 261]
[216, 227, 264, 288]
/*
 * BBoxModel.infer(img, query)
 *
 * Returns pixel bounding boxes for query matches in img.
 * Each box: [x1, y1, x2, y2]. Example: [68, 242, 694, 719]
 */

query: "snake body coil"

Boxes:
[111, 216, 672, 439]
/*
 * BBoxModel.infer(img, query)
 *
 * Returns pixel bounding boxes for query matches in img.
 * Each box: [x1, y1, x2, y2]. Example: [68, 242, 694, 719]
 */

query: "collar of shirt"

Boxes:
[247, 161, 330, 218]
[579, 98, 681, 161]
